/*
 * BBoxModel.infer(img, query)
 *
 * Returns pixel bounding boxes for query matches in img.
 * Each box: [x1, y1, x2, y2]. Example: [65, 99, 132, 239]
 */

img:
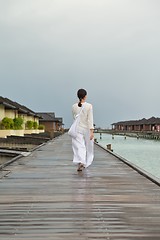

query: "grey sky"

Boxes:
[0, 0, 160, 128]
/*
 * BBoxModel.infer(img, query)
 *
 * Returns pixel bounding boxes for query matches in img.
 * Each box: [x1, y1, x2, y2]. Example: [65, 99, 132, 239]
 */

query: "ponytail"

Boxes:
[78, 98, 82, 107]
[77, 89, 87, 108]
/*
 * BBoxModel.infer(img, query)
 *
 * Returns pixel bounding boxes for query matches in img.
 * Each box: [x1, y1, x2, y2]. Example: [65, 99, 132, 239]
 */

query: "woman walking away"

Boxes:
[71, 89, 94, 171]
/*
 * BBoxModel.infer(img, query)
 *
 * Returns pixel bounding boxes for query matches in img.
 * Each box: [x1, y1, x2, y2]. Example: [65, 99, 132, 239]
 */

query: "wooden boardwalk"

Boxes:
[0, 133, 160, 240]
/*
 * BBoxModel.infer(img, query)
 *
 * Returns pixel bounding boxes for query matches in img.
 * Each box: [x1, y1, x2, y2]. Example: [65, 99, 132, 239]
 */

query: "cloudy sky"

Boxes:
[0, 0, 160, 128]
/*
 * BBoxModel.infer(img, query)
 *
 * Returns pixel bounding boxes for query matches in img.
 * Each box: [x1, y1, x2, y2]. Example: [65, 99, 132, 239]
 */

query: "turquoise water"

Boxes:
[95, 133, 160, 179]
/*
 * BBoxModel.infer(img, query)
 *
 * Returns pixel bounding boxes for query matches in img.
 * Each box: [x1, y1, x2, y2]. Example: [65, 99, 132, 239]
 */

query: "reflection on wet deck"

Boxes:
[0, 133, 160, 239]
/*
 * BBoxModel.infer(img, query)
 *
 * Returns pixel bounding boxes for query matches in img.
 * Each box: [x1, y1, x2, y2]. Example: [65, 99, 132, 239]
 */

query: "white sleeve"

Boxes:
[72, 106, 76, 120]
[88, 105, 94, 129]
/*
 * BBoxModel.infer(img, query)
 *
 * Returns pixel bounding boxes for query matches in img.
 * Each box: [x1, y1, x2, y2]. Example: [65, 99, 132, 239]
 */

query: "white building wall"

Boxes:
[0, 105, 5, 121]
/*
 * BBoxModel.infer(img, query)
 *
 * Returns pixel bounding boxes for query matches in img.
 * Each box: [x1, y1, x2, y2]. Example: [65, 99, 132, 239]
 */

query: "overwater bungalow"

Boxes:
[112, 117, 160, 132]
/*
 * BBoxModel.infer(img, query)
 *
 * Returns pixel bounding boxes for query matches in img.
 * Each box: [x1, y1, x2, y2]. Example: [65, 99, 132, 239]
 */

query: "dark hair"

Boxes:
[77, 89, 87, 107]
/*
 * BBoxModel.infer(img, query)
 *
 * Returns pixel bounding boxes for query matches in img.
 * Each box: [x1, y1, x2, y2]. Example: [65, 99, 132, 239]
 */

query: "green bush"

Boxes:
[33, 121, 38, 129]
[1, 117, 14, 129]
[13, 117, 23, 129]
[25, 120, 33, 129]
[38, 124, 45, 130]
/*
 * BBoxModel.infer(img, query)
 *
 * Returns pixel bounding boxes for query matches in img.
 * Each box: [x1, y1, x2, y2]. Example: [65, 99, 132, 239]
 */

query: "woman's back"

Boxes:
[72, 102, 94, 130]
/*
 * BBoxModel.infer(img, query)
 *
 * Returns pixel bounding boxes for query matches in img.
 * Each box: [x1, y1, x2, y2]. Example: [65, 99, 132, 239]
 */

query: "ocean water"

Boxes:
[94, 133, 160, 179]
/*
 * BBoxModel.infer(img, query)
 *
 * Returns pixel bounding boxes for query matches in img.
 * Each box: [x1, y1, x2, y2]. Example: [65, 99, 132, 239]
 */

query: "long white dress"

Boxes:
[71, 102, 94, 168]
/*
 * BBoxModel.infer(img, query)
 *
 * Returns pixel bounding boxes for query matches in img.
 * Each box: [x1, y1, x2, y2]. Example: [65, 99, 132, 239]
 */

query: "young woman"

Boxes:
[71, 89, 94, 171]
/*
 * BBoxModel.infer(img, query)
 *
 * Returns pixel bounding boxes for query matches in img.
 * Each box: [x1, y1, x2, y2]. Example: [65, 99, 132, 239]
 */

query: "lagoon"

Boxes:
[95, 133, 160, 179]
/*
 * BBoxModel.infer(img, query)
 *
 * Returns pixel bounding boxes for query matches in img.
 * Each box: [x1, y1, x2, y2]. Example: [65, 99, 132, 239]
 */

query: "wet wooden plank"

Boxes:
[0, 133, 160, 239]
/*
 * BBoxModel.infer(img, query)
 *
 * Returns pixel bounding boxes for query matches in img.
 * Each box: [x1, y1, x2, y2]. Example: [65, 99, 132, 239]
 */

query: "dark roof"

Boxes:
[0, 96, 17, 109]
[54, 117, 63, 123]
[112, 117, 160, 126]
[38, 112, 63, 124]
[0, 96, 40, 117]
[147, 117, 160, 124]
[4, 98, 28, 114]
[112, 120, 139, 126]
[137, 118, 148, 125]
[38, 112, 56, 122]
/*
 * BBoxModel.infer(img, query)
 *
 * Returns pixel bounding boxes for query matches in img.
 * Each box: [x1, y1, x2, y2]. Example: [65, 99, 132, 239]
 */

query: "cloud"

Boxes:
[0, 0, 160, 128]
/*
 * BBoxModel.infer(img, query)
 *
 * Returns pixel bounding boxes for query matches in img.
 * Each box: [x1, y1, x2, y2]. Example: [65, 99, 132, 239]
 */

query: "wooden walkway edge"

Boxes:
[0, 133, 160, 239]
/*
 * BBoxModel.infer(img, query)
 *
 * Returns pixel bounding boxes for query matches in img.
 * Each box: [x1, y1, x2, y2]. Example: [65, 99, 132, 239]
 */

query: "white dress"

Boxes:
[71, 102, 94, 168]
